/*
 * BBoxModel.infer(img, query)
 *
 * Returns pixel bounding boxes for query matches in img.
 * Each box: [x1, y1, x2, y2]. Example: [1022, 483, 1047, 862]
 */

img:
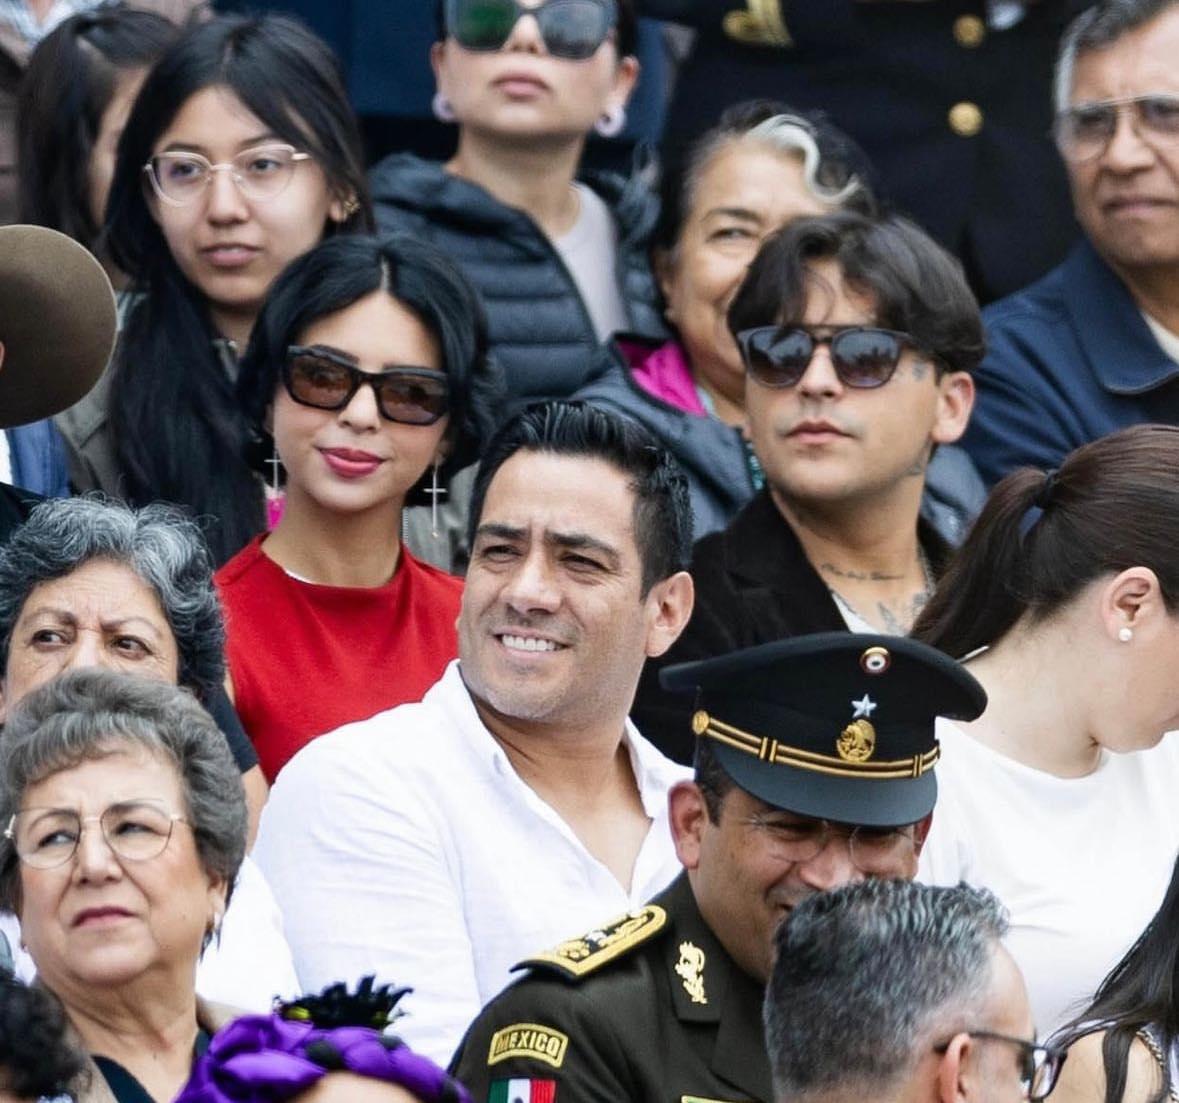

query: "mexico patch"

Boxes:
[487, 1023, 569, 1068]
[489, 1079, 556, 1103]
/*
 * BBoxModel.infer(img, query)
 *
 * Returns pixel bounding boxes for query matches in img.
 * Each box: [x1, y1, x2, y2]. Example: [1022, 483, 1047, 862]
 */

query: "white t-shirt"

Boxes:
[919, 720, 1179, 1034]
[253, 660, 689, 1067]
[553, 183, 629, 343]
[0, 855, 298, 1011]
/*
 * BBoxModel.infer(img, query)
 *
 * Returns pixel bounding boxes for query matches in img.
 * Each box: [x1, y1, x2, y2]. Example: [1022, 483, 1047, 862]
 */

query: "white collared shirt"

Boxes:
[253, 661, 689, 1066]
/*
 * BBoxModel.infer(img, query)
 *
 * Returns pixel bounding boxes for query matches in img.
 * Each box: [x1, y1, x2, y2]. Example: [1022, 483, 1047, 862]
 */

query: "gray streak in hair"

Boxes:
[1054, 0, 1179, 113]
[0, 497, 224, 700]
[764, 880, 1008, 1101]
[0, 668, 246, 914]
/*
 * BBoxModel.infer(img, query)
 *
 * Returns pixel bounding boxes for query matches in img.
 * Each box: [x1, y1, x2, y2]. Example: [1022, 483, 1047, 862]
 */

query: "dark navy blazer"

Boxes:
[965, 240, 1179, 486]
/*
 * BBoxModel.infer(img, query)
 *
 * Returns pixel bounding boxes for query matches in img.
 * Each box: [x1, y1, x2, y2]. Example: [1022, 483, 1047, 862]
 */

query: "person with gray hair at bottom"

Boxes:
[0, 497, 296, 1014]
[0, 668, 249, 1101]
[764, 880, 1066, 1103]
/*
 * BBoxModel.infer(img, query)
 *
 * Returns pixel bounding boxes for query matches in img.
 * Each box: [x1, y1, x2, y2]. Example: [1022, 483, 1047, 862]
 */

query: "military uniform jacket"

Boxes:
[450, 872, 772, 1103]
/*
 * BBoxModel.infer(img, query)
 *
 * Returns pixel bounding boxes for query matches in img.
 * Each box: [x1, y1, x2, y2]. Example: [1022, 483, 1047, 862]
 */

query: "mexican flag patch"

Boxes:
[489, 1079, 556, 1103]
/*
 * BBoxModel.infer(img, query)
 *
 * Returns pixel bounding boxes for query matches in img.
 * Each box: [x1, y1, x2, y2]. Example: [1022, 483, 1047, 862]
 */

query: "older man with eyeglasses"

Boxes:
[450, 632, 985, 1103]
[765, 880, 1065, 1103]
[965, 0, 1179, 486]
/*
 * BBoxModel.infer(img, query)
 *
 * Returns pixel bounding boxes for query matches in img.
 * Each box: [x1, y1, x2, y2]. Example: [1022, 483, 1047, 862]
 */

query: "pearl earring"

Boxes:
[1118, 627, 1134, 643]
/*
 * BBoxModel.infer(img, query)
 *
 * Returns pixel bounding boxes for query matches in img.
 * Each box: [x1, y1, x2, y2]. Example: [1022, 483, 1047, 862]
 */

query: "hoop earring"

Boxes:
[427, 460, 448, 539]
[594, 104, 626, 138]
[432, 92, 457, 123]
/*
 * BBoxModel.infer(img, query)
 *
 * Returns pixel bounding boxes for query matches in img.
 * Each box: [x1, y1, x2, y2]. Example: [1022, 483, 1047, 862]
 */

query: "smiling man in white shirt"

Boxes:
[253, 401, 695, 1065]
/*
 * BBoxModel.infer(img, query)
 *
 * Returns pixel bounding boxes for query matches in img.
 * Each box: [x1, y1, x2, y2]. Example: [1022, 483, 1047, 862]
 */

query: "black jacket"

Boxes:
[451, 872, 771, 1103]
[631, 489, 953, 763]
[369, 152, 666, 406]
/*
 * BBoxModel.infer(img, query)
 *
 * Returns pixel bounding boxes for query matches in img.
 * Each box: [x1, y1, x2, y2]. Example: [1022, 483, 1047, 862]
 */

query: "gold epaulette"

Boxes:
[514, 905, 668, 981]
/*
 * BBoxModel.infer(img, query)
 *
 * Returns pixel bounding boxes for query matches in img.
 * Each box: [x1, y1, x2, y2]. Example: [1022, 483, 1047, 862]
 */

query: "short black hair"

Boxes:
[435, 0, 638, 58]
[467, 401, 693, 594]
[238, 232, 505, 501]
[0, 973, 87, 1098]
[694, 735, 735, 823]
[727, 210, 984, 377]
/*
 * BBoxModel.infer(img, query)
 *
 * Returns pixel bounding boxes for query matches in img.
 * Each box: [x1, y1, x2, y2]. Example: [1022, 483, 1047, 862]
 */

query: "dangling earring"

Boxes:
[432, 92, 456, 123]
[595, 104, 626, 138]
[427, 460, 447, 540]
[265, 445, 285, 529]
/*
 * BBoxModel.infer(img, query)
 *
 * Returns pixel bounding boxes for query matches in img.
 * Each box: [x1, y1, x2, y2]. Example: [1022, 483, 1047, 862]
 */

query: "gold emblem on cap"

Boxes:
[692, 710, 711, 735]
[837, 719, 876, 763]
[860, 646, 891, 675]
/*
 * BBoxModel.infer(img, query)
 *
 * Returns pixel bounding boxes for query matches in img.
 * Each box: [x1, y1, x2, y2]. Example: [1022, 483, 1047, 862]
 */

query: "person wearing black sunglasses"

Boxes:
[369, 0, 668, 409]
[766, 880, 1062, 1103]
[966, 0, 1179, 491]
[222, 232, 503, 783]
[630, 210, 985, 764]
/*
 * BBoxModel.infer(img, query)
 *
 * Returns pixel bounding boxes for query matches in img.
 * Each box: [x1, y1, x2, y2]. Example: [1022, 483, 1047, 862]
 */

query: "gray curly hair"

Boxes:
[0, 497, 224, 701]
[0, 668, 246, 914]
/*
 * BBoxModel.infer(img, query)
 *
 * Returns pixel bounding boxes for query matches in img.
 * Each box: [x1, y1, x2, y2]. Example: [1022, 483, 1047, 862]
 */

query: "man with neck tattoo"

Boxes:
[632, 210, 982, 763]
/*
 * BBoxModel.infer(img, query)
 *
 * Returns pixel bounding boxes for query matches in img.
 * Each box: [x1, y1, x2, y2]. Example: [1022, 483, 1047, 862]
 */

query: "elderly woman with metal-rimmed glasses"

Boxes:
[219, 232, 502, 783]
[0, 668, 247, 1103]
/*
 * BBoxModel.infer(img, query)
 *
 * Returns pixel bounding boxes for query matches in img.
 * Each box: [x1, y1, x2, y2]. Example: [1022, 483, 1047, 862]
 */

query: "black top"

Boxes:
[631, 489, 951, 763]
[0, 482, 40, 542]
[451, 873, 772, 1103]
[94, 1031, 210, 1103]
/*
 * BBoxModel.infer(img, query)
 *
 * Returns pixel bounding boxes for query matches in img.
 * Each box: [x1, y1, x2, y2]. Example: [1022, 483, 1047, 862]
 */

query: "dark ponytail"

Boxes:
[913, 424, 1179, 658]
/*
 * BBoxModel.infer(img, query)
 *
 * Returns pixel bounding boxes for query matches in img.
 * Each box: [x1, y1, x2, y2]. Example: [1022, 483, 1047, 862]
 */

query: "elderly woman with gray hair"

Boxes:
[0, 496, 296, 1013]
[0, 668, 245, 1102]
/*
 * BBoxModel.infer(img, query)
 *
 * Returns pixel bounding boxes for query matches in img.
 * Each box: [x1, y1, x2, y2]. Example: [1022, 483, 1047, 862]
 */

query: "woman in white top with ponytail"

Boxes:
[914, 424, 1179, 1035]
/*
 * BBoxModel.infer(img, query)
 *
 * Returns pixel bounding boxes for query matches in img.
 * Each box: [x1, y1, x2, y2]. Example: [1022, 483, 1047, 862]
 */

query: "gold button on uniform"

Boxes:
[953, 15, 986, 48]
[949, 101, 984, 137]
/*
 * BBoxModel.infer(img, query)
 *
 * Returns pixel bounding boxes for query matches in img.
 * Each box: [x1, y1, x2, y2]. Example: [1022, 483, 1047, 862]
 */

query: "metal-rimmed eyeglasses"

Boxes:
[742, 813, 918, 874]
[283, 346, 451, 426]
[4, 799, 188, 869]
[1053, 93, 1179, 163]
[933, 1031, 1066, 1102]
[143, 143, 312, 207]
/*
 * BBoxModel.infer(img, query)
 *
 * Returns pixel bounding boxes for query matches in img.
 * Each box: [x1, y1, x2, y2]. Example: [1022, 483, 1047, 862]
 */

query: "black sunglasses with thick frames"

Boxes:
[283, 346, 450, 426]
[932, 1031, 1066, 1102]
[736, 325, 933, 390]
[445, 0, 618, 60]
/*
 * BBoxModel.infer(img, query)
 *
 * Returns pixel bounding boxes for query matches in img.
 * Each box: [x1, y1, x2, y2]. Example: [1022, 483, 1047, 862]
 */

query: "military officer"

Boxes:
[450, 631, 985, 1103]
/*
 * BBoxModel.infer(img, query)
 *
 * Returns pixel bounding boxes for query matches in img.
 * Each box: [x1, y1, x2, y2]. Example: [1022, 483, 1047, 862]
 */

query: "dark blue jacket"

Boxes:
[964, 240, 1179, 486]
[6, 420, 68, 498]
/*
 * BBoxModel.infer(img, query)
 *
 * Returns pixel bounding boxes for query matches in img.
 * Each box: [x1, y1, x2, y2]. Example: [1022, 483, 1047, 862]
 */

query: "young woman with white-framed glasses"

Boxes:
[56, 13, 372, 567]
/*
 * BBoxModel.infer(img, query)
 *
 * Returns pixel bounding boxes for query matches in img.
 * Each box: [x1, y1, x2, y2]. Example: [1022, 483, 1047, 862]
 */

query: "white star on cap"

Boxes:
[851, 694, 877, 719]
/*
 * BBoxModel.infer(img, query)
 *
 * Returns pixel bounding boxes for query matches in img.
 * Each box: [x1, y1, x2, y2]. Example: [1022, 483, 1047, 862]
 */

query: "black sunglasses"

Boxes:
[736, 325, 926, 390]
[283, 347, 450, 426]
[933, 1031, 1067, 1102]
[445, 0, 617, 60]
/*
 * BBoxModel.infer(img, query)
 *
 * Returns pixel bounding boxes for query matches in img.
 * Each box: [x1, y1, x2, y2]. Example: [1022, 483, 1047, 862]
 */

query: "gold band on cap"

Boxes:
[692, 711, 939, 780]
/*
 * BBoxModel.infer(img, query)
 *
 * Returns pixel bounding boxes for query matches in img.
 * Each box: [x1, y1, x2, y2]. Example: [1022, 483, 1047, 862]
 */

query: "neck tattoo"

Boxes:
[826, 546, 935, 634]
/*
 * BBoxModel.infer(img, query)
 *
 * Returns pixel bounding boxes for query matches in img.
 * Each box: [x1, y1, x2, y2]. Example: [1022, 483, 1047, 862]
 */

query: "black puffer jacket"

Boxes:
[369, 152, 666, 406]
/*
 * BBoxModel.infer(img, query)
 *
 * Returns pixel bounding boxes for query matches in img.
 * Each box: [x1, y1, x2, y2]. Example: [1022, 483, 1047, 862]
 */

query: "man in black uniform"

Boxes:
[451, 631, 985, 1103]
